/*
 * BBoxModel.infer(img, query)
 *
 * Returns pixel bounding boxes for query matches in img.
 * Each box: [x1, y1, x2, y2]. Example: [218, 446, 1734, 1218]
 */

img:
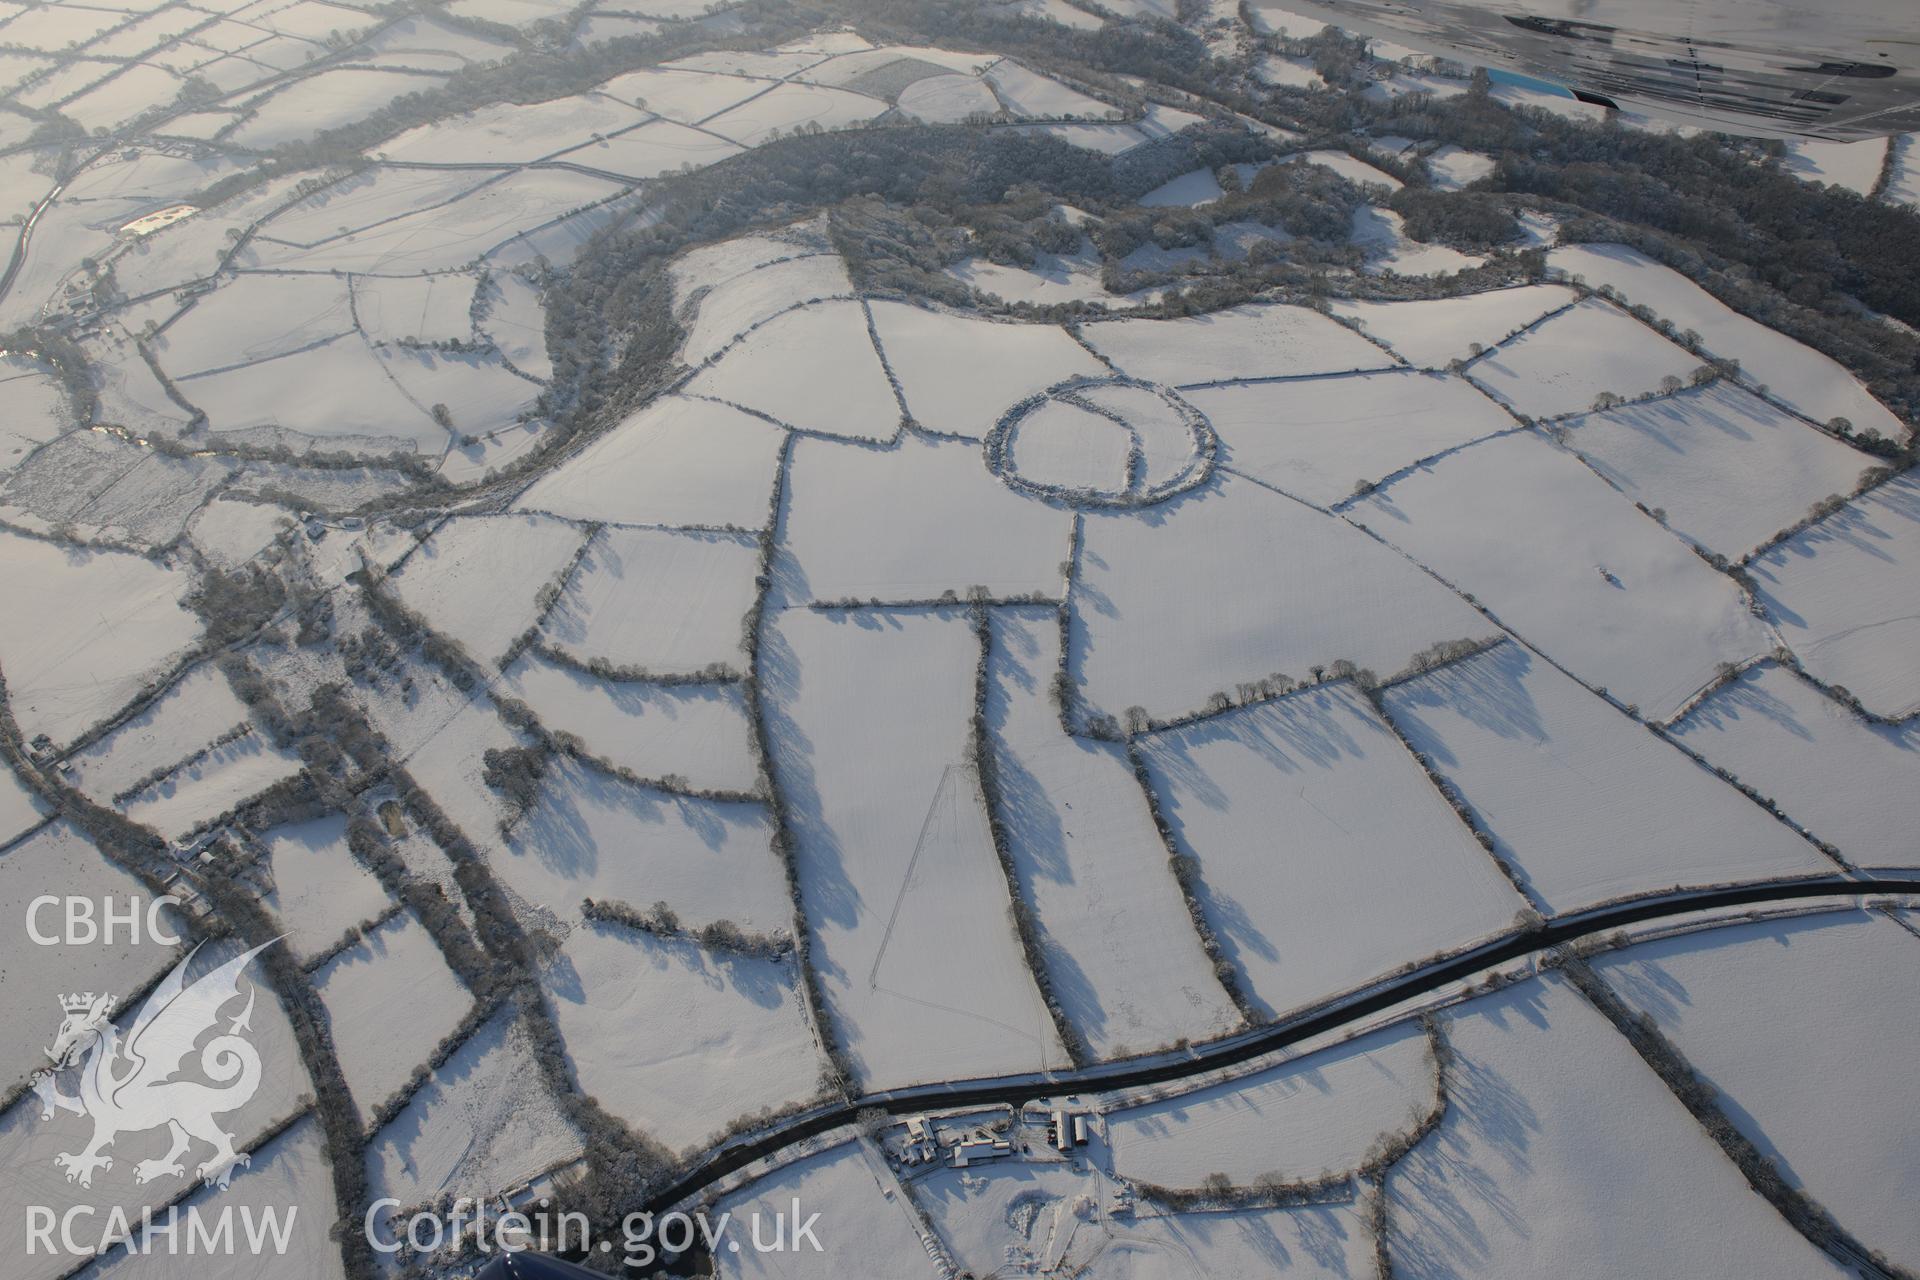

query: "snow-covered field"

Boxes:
[259, 166, 497, 247]
[675, 227, 834, 297]
[1351, 206, 1484, 276]
[1073, 473, 1489, 723]
[391, 513, 587, 666]
[783, 433, 1067, 603]
[800, 44, 998, 90]
[1748, 475, 1920, 719]
[0, 358, 68, 470]
[540, 526, 759, 674]
[157, 274, 356, 375]
[1193, 368, 1513, 506]
[869, 303, 1104, 440]
[1671, 663, 1920, 868]
[1140, 167, 1224, 207]
[516, 395, 785, 528]
[502, 653, 759, 792]
[1141, 684, 1523, 1016]
[467, 268, 551, 372]
[315, 911, 473, 1123]
[1387, 973, 1850, 1280]
[918, 1155, 1376, 1278]
[1287, 148, 1403, 190]
[353, 272, 478, 347]
[770, 608, 1065, 1089]
[595, 65, 771, 122]
[1382, 643, 1829, 912]
[1592, 910, 1920, 1271]
[0, 821, 183, 1092]
[357, 13, 515, 66]
[716, 1142, 943, 1280]
[552, 118, 744, 180]
[496, 759, 788, 929]
[542, 920, 819, 1154]
[183, 337, 452, 454]
[700, 82, 885, 146]
[943, 248, 1132, 306]
[985, 59, 1117, 118]
[376, 345, 541, 438]
[1255, 53, 1324, 89]
[121, 729, 303, 841]
[1329, 284, 1577, 368]
[260, 814, 399, 961]
[0, 759, 49, 846]
[1107, 1017, 1433, 1186]
[365, 1009, 581, 1215]
[1425, 144, 1495, 189]
[393, 690, 527, 843]
[897, 71, 1000, 122]
[1007, 396, 1134, 492]
[687, 301, 901, 440]
[377, 92, 647, 164]
[1081, 303, 1392, 386]
[1467, 297, 1698, 419]
[987, 611, 1238, 1057]
[1006, 119, 1147, 154]
[54, 62, 186, 132]
[1561, 382, 1876, 559]
[1356, 431, 1772, 718]
[0, 532, 201, 748]
[251, 169, 628, 275]
[83, 332, 200, 438]
[1780, 137, 1887, 194]
[1546, 244, 1909, 442]
[681, 252, 853, 365]
[66, 662, 250, 801]
[230, 67, 445, 148]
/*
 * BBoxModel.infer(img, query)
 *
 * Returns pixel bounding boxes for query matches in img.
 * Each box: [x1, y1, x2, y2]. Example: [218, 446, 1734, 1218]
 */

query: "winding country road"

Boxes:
[0, 177, 69, 314]
[640, 872, 1920, 1215]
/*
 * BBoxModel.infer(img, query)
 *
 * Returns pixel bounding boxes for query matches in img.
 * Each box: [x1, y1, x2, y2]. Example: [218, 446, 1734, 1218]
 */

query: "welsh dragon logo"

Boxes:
[30, 940, 277, 1190]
